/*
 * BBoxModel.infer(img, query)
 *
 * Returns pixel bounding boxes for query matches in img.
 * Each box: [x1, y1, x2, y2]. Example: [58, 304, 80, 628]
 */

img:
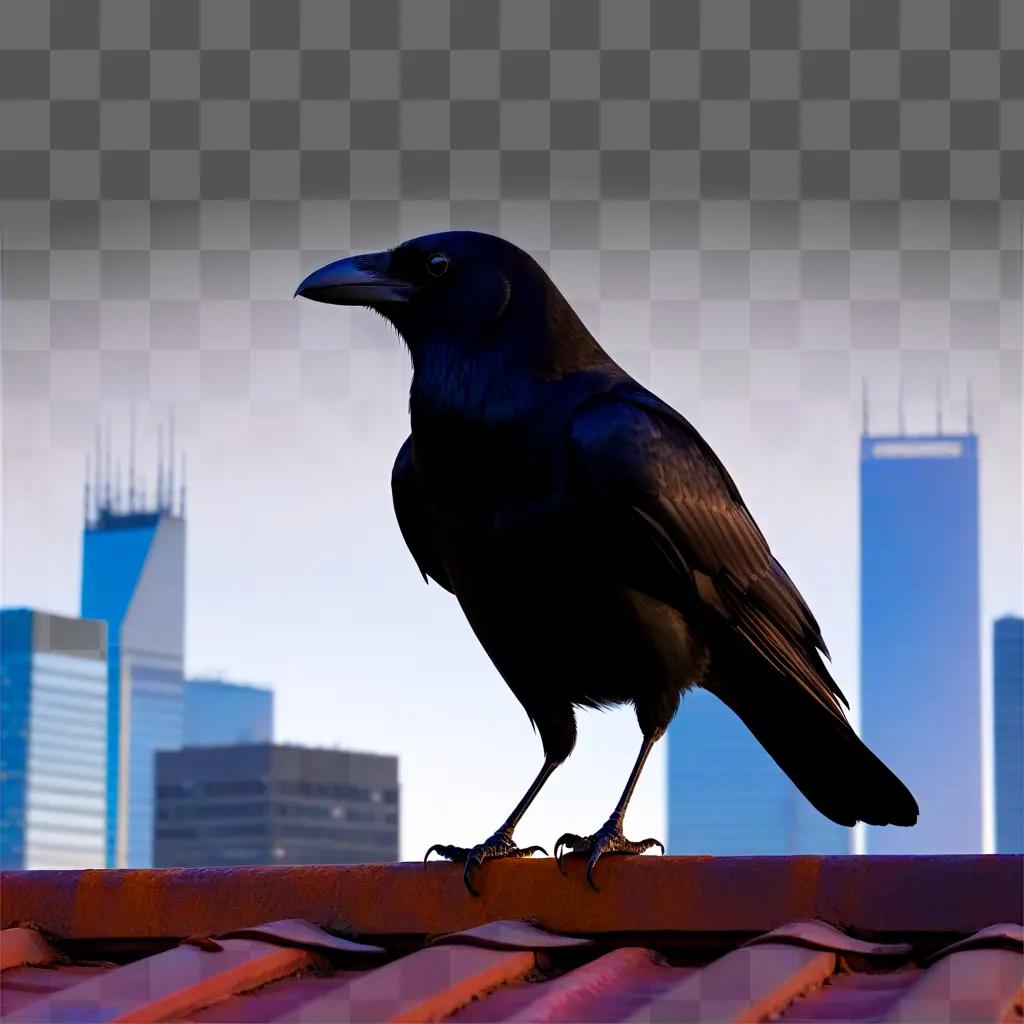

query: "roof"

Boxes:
[2, 855, 1021, 1023]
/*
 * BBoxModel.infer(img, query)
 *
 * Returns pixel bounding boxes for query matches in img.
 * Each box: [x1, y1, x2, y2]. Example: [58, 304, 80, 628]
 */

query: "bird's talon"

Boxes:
[423, 843, 450, 865]
[553, 826, 664, 888]
[422, 834, 546, 894]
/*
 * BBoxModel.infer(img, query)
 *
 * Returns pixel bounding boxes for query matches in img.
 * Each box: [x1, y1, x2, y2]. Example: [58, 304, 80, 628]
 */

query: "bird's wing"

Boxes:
[567, 382, 848, 717]
[391, 435, 454, 593]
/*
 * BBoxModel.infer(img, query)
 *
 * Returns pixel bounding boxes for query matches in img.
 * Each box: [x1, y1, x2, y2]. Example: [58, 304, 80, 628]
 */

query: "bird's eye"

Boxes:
[426, 252, 449, 277]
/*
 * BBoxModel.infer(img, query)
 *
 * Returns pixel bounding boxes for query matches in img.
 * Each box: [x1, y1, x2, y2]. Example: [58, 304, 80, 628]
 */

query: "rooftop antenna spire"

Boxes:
[84, 452, 91, 525]
[168, 411, 176, 516]
[967, 379, 975, 433]
[179, 451, 187, 518]
[105, 414, 112, 510]
[936, 378, 943, 434]
[93, 422, 102, 514]
[157, 423, 165, 511]
[115, 457, 122, 513]
[861, 378, 869, 435]
[898, 378, 906, 436]
[128, 402, 137, 513]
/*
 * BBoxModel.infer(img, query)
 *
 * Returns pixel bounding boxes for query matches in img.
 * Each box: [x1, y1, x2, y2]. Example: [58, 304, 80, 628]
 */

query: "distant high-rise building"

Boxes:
[1, 609, 108, 869]
[81, 422, 186, 868]
[860, 429, 981, 853]
[667, 688, 851, 854]
[154, 744, 399, 867]
[184, 679, 274, 747]
[994, 615, 1023, 854]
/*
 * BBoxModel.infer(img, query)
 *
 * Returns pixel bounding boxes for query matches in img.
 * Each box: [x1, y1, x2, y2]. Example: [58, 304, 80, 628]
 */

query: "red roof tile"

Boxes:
[1, 856, 1021, 1023]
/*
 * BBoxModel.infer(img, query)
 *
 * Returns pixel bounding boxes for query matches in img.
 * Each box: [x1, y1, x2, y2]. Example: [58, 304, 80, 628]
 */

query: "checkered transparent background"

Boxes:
[1, 0, 1021, 446]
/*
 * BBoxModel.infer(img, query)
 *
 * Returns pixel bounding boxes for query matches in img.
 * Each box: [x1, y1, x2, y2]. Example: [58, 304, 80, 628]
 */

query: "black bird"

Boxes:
[296, 231, 918, 892]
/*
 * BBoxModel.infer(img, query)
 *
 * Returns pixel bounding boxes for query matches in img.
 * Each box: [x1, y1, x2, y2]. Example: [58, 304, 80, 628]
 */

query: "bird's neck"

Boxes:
[408, 334, 535, 435]
[407, 285, 612, 428]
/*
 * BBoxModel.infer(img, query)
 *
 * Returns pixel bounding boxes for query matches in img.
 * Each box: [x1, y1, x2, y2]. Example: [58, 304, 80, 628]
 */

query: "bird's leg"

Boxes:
[424, 756, 559, 896]
[554, 733, 664, 891]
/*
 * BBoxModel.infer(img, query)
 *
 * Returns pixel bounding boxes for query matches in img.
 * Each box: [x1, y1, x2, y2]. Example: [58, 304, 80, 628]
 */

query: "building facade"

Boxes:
[994, 615, 1023, 854]
[860, 432, 981, 853]
[184, 679, 274, 748]
[1, 609, 108, 869]
[154, 743, 399, 867]
[81, 467, 186, 868]
[667, 687, 851, 854]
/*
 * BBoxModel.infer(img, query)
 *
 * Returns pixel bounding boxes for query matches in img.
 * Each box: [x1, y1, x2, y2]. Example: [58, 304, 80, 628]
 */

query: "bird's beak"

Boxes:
[294, 253, 413, 305]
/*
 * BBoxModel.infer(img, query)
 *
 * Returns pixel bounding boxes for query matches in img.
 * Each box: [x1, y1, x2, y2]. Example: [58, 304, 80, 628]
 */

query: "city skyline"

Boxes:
[0, 609, 108, 869]
[667, 686, 851, 855]
[994, 615, 1023, 854]
[184, 677, 274, 749]
[4, 385, 1019, 864]
[860, 427, 982, 854]
[80, 447, 186, 868]
[154, 742, 399, 868]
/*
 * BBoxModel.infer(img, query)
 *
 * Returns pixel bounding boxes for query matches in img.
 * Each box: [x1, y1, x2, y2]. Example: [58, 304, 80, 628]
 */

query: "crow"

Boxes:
[296, 231, 919, 893]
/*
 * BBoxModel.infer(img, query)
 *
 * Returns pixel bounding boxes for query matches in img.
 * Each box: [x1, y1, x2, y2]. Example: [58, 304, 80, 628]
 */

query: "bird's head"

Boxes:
[295, 231, 603, 376]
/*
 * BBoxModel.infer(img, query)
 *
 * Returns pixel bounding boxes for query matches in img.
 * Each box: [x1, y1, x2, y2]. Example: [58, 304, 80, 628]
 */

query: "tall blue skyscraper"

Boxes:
[81, 426, 186, 868]
[668, 688, 850, 854]
[994, 615, 1023, 854]
[184, 678, 274, 747]
[860, 429, 981, 853]
[1, 609, 108, 869]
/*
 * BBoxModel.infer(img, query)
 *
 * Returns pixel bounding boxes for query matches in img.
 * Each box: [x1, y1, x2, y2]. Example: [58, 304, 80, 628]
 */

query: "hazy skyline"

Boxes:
[3, 325, 1021, 858]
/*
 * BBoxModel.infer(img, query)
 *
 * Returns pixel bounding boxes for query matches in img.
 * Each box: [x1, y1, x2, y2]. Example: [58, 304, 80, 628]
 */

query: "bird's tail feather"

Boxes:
[702, 647, 919, 828]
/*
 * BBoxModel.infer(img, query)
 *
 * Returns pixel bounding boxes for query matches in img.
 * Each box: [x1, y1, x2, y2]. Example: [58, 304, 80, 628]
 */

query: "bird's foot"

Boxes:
[554, 822, 664, 891]
[423, 832, 548, 896]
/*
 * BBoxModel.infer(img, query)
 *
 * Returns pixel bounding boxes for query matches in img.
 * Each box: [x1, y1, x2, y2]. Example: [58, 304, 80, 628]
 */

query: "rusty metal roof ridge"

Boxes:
[3, 856, 1020, 941]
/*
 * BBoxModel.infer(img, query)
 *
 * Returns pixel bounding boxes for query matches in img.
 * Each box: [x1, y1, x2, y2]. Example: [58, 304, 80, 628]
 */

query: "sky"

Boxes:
[2, 0, 1022, 861]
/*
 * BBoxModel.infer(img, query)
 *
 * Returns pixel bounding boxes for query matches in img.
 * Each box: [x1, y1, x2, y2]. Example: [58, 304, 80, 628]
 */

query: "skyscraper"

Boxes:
[1, 609, 108, 869]
[667, 688, 851, 854]
[860, 428, 981, 853]
[994, 615, 1023, 854]
[184, 678, 274, 747]
[81, 423, 186, 868]
[154, 743, 399, 867]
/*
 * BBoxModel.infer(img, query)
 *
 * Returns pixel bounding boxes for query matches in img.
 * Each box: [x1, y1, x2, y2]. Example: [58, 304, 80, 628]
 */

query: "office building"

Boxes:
[154, 743, 399, 867]
[667, 687, 851, 854]
[860, 428, 981, 853]
[1, 609, 108, 869]
[81, 425, 186, 867]
[184, 678, 274, 748]
[994, 615, 1023, 853]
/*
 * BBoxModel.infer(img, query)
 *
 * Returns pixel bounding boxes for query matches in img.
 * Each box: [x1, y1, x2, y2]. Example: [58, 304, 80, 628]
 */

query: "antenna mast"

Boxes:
[105, 414, 112, 510]
[94, 423, 102, 514]
[168, 411, 176, 515]
[157, 423, 165, 511]
[179, 451, 187, 518]
[128, 403, 137, 513]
